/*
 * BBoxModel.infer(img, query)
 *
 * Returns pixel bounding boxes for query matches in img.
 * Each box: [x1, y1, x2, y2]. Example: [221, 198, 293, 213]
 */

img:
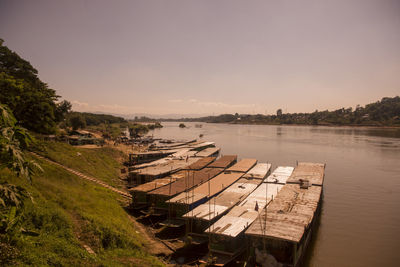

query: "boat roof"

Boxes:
[182, 178, 262, 221]
[205, 182, 285, 237]
[183, 157, 216, 170]
[265, 166, 295, 184]
[245, 183, 323, 243]
[187, 141, 215, 149]
[286, 162, 325, 186]
[204, 166, 294, 237]
[195, 147, 221, 157]
[242, 163, 272, 179]
[129, 150, 171, 156]
[168, 172, 244, 205]
[133, 157, 199, 176]
[226, 158, 257, 173]
[148, 167, 223, 197]
[131, 148, 192, 169]
[207, 155, 237, 168]
[129, 177, 179, 193]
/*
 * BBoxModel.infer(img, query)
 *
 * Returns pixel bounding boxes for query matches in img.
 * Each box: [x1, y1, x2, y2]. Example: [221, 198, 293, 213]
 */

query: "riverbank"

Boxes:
[0, 139, 164, 266]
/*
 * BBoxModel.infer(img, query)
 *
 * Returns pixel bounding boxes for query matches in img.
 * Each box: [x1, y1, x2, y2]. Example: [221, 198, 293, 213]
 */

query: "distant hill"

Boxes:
[162, 96, 400, 127]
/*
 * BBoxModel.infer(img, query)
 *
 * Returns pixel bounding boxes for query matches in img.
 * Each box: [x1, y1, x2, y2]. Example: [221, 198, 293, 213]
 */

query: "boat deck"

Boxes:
[245, 183, 322, 243]
[205, 166, 294, 238]
[286, 162, 325, 186]
[264, 166, 295, 184]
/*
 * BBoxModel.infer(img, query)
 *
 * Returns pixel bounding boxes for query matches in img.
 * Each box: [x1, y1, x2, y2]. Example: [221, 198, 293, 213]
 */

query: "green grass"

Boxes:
[35, 140, 126, 188]
[0, 143, 164, 266]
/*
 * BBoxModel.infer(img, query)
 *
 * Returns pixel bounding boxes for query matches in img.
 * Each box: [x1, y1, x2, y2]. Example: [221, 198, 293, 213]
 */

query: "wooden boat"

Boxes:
[146, 155, 237, 216]
[200, 166, 294, 266]
[182, 163, 271, 241]
[245, 162, 325, 267]
[127, 156, 200, 185]
[167, 159, 257, 217]
[129, 157, 217, 208]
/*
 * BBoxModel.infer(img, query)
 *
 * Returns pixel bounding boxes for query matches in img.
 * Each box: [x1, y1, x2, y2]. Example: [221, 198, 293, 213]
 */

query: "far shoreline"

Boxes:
[158, 120, 400, 129]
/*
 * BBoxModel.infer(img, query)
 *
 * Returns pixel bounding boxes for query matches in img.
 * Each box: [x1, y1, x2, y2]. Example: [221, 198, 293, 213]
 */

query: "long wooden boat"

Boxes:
[127, 156, 202, 186]
[200, 166, 294, 266]
[182, 163, 271, 237]
[129, 157, 217, 208]
[146, 155, 237, 215]
[128, 150, 177, 166]
[245, 162, 325, 267]
[165, 159, 257, 222]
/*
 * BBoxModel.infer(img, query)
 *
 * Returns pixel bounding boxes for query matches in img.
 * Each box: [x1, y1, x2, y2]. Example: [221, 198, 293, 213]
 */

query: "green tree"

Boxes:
[69, 114, 86, 130]
[0, 104, 40, 259]
[55, 100, 72, 122]
[276, 109, 282, 117]
[0, 39, 63, 134]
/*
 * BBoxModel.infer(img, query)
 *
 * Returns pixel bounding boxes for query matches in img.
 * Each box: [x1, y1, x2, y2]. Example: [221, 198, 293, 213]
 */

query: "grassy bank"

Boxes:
[35, 141, 126, 189]
[0, 142, 164, 266]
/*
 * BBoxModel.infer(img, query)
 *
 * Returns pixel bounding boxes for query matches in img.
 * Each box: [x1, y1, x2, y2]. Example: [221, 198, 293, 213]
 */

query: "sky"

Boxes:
[0, 0, 399, 116]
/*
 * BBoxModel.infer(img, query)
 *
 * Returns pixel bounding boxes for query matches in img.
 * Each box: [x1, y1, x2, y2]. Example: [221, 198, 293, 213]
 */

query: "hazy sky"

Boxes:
[1, 0, 399, 116]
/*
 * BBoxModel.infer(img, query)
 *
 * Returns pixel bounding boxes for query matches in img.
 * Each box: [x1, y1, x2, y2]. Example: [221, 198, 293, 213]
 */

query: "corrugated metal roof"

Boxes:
[243, 163, 272, 179]
[148, 167, 223, 197]
[208, 155, 237, 168]
[133, 157, 199, 176]
[265, 166, 295, 184]
[131, 148, 191, 169]
[286, 162, 325, 186]
[204, 166, 294, 237]
[168, 172, 243, 205]
[245, 184, 322, 243]
[226, 158, 258, 173]
[183, 157, 216, 170]
[182, 178, 262, 221]
[129, 177, 178, 193]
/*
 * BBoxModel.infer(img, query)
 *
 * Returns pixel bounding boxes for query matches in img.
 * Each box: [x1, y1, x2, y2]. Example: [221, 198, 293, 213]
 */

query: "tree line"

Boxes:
[165, 96, 400, 126]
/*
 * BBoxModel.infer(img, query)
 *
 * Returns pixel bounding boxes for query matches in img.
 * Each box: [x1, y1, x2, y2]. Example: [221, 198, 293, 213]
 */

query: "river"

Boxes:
[150, 122, 400, 267]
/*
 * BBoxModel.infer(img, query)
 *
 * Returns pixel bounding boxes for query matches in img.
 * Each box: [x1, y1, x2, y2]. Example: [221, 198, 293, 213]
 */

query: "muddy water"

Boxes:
[151, 122, 400, 267]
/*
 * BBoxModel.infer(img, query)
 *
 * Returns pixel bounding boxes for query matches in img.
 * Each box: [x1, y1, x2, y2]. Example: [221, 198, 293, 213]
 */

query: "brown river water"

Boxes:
[151, 122, 400, 267]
